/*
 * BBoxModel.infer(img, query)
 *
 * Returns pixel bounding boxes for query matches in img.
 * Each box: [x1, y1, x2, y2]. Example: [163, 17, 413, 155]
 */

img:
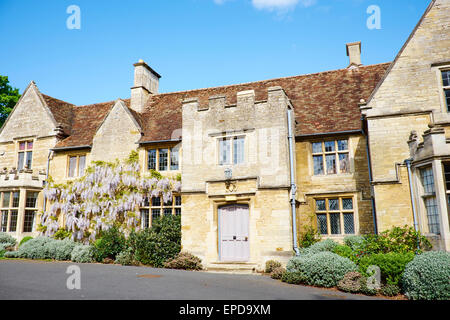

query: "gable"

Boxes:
[0, 83, 57, 142]
[366, 0, 450, 116]
[90, 100, 141, 162]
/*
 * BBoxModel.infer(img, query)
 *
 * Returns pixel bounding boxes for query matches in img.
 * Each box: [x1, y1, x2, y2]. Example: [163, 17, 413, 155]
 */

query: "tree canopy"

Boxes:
[0, 75, 21, 127]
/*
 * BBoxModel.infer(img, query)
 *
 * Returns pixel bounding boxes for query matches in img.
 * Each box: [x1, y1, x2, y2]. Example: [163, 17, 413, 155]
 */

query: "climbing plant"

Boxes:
[38, 151, 181, 243]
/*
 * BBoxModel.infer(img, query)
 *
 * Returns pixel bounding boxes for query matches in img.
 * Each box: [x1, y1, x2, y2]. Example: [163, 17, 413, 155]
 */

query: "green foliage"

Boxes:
[126, 150, 140, 164]
[300, 239, 338, 255]
[176, 173, 182, 182]
[92, 227, 126, 262]
[298, 226, 321, 248]
[0, 75, 21, 127]
[71, 245, 94, 263]
[53, 229, 72, 240]
[380, 284, 401, 297]
[270, 267, 286, 280]
[337, 271, 364, 293]
[363, 226, 431, 254]
[128, 215, 181, 267]
[344, 235, 366, 251]
[333, 245, 359, 263]
[281, 272, 306, 285]
[358, 252, 414, 286]
[299, 252, 358, 288]
[19, 236, 33, 247]
[115, 248, 136, 266]
[402, 251, 450, 300]
[265, 260, 282, 273]
[164, 252, 203, 270]
[4, 251, 20, 258]
[17, 237, 56, 259]
[359, 276, 378, 296]
[0, 232, 16, 248]
[0, 247, 5, 258]
[47, 238, 77, 261]
[149, 169, 163, 179]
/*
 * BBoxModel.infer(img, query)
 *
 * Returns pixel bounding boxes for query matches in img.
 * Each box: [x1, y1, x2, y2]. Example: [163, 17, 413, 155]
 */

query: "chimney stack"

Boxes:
[346, 42, 362, 68]
[130, 59, 161, 113]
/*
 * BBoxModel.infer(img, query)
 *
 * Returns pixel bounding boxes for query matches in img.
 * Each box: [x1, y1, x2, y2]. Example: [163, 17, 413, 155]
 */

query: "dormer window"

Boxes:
[18, 141, 33, 170]
[442, 70, 450, 111]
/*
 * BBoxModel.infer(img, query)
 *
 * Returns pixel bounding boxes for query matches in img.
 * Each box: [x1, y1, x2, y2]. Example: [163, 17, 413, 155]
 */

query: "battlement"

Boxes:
[0, 168, 46, 189]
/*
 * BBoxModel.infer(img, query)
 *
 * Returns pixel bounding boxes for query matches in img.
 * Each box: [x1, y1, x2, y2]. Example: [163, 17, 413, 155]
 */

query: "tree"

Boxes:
[0, 75, 21, 127]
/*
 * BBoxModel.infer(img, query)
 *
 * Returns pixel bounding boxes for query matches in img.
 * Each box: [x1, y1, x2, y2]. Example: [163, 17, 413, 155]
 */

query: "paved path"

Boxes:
[0, 259, 382, 300]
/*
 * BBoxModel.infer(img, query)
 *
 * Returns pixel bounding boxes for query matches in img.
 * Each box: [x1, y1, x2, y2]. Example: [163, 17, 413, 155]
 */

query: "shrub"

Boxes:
[115, 248, 136, 266]
[281, 272, 306, 285]
[0, 247, 5, 258]
[4, 251, 20, 258]
[402, 251, 450, 300]
[0, 232, 16, 248]
[286, 254, 314, 273]
[128, 215, 181, 267]
[50, 238, 77, 261]
[333, 245, 359, 263]
[298, 226, 321, 248]
[364, 226, 431, 254]
[164, 252, 203, 270]
[53, 228, 72, 240]
[359, 276, 378, 296]
[337, 271, 363, 293]
[19, 236, 33, 247]
[71, 245, 94, 263]
[380, 284, 401, 297]
[92, 226, 126, 262]
[344, 235, 366, 251]
[18, 237, 56, 259]
[300, 252, 358, 288]
[358, 252, 414, 286]
[265, 260, 282, 273]
[270, 266, 285, 280]
[300, 239, 338, 255]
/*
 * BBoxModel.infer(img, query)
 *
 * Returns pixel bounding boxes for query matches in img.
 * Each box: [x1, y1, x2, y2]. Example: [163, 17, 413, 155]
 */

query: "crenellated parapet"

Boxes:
[0, 167, 46, 189]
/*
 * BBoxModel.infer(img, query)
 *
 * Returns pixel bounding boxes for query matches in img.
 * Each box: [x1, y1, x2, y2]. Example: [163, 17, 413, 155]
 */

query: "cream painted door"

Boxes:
[219, 204, 249, 262]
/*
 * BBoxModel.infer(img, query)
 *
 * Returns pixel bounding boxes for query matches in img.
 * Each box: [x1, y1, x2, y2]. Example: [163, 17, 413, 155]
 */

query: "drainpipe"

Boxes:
[361, 117, 378, 234]
[42, 150, 54, 211]
[287, 108, 300, 256]
[405, 159, 419, 233]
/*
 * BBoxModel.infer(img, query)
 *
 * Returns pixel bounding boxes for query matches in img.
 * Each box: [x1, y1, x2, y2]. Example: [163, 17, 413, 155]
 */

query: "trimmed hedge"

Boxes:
[402, 251, 450, 300]
[71, 245, 94, 263]
[358, 252, 414, 286]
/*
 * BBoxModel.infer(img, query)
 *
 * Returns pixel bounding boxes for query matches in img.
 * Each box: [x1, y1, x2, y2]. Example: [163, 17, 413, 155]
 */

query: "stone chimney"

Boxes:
[346, 42, 362, 68]
[130, 59, 161, 113]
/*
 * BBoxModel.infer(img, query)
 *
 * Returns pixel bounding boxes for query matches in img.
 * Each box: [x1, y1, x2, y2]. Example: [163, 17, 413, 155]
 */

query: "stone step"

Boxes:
[206, 262, 260, 274]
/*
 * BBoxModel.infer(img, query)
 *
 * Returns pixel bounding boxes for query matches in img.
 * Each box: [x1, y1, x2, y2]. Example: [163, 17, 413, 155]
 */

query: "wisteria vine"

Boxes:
[39, 155, 181, 243]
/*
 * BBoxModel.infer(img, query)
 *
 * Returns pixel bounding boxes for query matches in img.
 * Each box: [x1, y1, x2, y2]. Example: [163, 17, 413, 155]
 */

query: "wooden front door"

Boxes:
[219, 204, 249, 262]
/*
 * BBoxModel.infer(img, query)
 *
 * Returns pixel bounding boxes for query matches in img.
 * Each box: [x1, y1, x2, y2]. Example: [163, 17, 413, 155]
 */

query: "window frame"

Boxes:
[419, 166, 441, 235]
[311, 139, 350, 176]
[17, 140, 33, 170]
[23, 191, 39, 233]
[147, 147, 180, 172]
[67, 154, 87, 178]
[0, 190, 20, 233]
[440, 69, 450, 112]
[140, 194, 181, 229]
[314, 196, 357, 237]
[218, 135, 245, 166]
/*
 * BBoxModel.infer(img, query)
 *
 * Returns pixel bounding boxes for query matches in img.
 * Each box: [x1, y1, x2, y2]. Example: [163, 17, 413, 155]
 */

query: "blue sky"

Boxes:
[0, 0, 430, 106]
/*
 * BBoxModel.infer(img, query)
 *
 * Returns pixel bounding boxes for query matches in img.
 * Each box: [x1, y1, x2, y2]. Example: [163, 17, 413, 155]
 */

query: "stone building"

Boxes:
[0, 0, 448, 270]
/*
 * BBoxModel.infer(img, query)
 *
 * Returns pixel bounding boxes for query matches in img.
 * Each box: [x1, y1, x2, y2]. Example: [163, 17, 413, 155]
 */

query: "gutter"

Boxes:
[287, 108, 300, 256]
[51, 145, 91, 152]
[137, 139, 182, 145]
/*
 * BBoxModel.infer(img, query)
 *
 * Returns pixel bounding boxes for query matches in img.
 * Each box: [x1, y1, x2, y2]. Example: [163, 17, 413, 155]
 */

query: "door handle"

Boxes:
[244, 237, 248, 241]
[233, 236, 236, 240]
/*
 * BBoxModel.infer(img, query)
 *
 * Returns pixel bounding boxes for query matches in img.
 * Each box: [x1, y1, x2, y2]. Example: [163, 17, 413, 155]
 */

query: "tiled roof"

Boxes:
[44, 63, 390, 148]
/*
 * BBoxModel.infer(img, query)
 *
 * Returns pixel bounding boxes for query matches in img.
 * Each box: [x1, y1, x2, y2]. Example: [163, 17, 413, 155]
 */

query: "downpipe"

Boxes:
[405, 159, 419, 232]
[42, 150, 54, 211]
[287, 108, 300, 256]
